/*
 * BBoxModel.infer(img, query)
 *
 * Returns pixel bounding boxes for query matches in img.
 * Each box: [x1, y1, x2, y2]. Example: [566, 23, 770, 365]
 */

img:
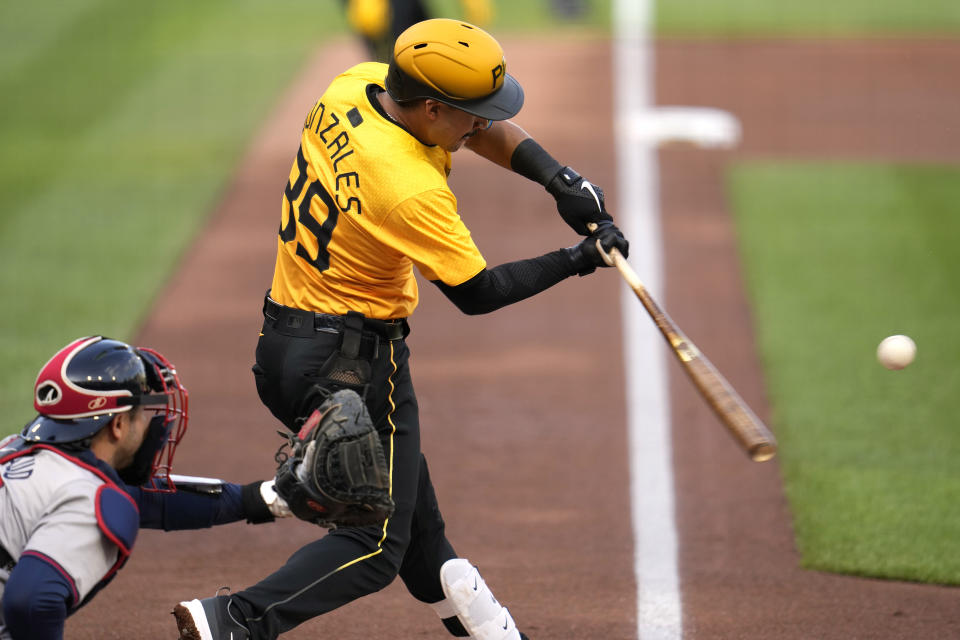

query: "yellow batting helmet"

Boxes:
[385, 18, 524, 121]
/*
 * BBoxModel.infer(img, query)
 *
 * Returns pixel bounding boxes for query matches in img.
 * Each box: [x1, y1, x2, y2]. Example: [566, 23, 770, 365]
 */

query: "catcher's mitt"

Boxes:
[274, 389, 394, 528]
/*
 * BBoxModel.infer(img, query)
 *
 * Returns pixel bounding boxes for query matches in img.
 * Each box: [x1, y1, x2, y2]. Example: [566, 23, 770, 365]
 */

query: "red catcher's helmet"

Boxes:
[22, 336, 189, 491]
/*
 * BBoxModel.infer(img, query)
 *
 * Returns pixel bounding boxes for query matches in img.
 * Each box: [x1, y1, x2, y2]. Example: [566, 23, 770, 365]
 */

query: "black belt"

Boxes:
[262, 296, 406, 342]
[0, 544, 15, 572]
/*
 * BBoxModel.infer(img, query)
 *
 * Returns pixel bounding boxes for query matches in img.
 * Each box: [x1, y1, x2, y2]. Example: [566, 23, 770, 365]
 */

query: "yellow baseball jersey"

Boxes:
[270, 62, 486, 319]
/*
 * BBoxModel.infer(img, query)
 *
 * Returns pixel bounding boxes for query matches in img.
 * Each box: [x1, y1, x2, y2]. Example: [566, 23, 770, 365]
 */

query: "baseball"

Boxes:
[877, 334, 916, 370]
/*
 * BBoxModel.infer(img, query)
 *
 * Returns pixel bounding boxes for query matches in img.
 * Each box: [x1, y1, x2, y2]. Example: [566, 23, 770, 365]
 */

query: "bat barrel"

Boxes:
[748, 442, 777, 462]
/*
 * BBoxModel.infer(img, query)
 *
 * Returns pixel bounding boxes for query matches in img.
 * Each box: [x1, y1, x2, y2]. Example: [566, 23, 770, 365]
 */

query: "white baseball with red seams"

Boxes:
[877, 334, 917, 370]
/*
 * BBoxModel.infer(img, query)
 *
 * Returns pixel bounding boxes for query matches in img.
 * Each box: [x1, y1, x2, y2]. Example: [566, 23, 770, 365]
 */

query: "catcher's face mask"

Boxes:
[132, 347, 189, 492]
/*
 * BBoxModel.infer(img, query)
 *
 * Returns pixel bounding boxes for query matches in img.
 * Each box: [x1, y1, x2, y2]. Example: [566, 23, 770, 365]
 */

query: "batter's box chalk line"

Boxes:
[623, 106, 742, 149]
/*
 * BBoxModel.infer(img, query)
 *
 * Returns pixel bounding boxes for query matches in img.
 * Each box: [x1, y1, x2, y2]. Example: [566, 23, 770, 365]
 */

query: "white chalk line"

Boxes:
[612, 1, 683, 638]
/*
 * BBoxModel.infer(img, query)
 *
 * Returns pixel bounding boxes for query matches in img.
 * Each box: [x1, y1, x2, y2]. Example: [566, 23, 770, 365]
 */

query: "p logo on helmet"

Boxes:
[490, 63, 504, 90]
[385, 19, 524, 121]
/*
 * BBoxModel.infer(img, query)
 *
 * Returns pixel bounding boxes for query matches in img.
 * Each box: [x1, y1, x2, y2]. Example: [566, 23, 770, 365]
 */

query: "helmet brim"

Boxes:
[21, 413, 113, 444]
[385, 60, 525, 122]
[442, 73, 524, 121]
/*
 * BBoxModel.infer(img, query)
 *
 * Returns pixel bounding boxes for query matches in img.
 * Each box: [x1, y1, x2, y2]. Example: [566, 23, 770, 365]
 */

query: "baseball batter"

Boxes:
[0, 336, 291, 640]
[174, 19, 627, 640]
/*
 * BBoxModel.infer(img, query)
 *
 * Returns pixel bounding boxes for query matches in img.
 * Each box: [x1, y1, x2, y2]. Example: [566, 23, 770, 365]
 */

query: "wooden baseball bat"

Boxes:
[588, 223, 777, 462]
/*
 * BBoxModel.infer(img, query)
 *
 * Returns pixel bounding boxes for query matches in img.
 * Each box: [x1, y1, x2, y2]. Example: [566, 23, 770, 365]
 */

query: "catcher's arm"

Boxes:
[168, 474, 292, 519]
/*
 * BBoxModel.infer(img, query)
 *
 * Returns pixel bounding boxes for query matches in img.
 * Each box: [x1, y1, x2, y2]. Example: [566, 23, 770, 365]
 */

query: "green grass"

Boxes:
[656, 0, 960, 36]
[729, 162, 960, 584]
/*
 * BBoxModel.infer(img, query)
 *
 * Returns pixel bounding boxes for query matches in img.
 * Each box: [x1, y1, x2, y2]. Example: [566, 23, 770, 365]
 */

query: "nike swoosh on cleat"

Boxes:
[580, 181, 601, 210]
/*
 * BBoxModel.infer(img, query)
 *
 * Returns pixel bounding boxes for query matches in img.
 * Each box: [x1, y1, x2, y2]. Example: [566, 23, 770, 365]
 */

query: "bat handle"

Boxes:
[586, 222, 630, 278]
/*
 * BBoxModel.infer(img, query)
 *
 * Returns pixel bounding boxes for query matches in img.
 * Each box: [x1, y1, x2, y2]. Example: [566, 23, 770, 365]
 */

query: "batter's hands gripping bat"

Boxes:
[587, 223, 777, 462]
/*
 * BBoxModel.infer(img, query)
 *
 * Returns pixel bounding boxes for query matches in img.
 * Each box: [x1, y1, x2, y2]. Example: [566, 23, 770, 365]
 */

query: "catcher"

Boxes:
[173, 18, 626, 640]
[0, 336, 294, 640]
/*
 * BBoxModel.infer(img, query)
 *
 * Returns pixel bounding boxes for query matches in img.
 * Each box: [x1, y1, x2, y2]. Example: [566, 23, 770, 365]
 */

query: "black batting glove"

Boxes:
[566, 221, 629, 276]
[546, 167, 614, 236]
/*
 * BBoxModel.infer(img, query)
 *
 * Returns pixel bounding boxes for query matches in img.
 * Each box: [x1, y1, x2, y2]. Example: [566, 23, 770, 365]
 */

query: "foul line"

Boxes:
[612, 1, 683, 638]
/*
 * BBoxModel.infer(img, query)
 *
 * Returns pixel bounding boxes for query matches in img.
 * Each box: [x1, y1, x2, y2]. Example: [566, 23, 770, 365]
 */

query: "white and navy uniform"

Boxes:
[0, 437, 254, 640]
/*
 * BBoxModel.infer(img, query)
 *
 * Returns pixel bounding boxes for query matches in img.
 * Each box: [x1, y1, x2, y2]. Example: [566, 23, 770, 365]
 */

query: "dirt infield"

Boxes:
[69, 36, 958, 639]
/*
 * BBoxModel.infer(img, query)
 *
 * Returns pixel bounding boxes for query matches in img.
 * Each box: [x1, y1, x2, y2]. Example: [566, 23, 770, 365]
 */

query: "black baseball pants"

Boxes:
[232, 299, 457, 639]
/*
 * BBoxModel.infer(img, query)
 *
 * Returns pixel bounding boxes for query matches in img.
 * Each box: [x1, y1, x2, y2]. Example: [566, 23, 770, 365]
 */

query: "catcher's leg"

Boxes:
[431, 558, 528, 640]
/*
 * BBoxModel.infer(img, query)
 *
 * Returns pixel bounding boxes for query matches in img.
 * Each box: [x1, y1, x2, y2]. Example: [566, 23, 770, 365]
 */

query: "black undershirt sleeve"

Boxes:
[432, 247, 591, 315]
